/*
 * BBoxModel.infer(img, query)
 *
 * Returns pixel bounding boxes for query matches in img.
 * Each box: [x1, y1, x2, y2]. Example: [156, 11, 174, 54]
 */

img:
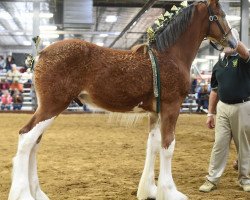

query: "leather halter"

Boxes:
[204, 1, 232, 51]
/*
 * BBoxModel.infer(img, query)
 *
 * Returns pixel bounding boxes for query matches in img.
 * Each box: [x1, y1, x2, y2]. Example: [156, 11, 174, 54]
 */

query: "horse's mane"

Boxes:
[150, 4, 195, 51]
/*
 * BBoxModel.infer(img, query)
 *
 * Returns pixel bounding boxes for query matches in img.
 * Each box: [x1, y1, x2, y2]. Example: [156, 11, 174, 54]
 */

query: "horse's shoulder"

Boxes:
[131, 43, 148, 54]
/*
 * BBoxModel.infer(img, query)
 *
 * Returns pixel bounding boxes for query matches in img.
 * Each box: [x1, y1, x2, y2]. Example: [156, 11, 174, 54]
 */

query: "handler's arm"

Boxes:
[206, 90, 219, 129]
[236, 41, 250, 61]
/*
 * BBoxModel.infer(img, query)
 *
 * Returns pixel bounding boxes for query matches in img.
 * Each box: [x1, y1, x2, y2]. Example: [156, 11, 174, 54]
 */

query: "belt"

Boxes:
[222, 97, 250, 104]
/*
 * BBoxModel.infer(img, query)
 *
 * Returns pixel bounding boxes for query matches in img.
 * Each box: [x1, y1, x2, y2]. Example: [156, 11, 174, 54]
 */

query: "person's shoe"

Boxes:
[199, 180, 217, 192]
[240, 183, 250, 192]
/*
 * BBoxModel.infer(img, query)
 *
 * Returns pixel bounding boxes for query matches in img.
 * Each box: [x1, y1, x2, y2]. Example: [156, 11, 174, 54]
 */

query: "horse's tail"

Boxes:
[107, 112, 148, 127]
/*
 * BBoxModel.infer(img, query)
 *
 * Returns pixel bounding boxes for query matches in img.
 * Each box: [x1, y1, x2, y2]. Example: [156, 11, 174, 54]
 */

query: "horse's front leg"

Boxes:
[137, 113, 160, 200]
[156, 102, 188, 200]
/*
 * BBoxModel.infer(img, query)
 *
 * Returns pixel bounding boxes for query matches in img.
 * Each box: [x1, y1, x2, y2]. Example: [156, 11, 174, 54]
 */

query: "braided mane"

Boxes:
[149, 4, 195, 51]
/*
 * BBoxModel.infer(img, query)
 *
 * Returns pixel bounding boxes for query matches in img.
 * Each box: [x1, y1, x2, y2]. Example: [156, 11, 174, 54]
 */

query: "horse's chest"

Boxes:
[160, 64, 189, 97]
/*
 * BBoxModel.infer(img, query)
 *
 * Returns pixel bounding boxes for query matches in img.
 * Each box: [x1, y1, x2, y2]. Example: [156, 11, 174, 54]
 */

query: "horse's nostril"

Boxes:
[229, 39, 236, 49]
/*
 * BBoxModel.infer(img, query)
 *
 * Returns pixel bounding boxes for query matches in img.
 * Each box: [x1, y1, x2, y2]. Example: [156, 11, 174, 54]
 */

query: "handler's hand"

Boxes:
[206, 116, 215, 129]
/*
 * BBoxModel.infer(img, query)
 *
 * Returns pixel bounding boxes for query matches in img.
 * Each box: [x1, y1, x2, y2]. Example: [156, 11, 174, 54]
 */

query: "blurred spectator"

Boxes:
[12, 89, 23, 110]
[19, 60, 29, 73]
[0, 55, 5, 70]
[207, 80, 211, 92]
[20, 68, 33, 87]
[5, 55, 15, 71]
[1, 90, 12, 110]
[196, 83, 210, 112]
[0, 78, 10, 91]
[6, 64, 23, 92]
[191, 74, 197, 94]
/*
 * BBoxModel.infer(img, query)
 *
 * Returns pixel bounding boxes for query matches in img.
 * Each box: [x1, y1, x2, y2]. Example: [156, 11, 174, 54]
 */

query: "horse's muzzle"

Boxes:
[228, 37, 238, 49]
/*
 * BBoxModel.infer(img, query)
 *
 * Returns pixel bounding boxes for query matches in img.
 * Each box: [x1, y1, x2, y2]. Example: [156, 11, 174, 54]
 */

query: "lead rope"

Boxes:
[148, 48, 161, 113]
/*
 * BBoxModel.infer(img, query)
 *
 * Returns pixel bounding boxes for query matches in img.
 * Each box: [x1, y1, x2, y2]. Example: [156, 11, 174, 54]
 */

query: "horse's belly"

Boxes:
[78, 91, 152, 112]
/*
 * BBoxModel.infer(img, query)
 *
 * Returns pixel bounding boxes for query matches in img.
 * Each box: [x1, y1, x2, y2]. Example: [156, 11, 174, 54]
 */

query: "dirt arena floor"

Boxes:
[0, 113, 249, 200]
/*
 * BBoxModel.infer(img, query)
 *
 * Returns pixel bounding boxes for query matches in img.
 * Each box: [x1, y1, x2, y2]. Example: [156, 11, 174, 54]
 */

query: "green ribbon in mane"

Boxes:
[148, 48, 161, 113]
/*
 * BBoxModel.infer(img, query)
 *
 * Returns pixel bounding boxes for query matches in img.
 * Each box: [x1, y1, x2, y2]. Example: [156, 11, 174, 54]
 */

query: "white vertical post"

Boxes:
[240, 0, 249, 47]
[33, 2, 40, 55]
[32, 2, 40, 110]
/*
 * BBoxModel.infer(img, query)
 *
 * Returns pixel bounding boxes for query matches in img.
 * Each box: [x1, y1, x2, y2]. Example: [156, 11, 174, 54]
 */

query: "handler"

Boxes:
[199, 29, 250, 192]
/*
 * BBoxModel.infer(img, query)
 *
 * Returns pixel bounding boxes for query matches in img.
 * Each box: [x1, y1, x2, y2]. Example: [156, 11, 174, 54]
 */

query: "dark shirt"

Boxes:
[12, 94, 23, 104]
[211, 54, 250, 103]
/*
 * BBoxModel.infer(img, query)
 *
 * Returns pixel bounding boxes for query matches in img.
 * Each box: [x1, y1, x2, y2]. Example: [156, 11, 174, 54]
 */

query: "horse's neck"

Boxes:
[169, 4, 208, 69]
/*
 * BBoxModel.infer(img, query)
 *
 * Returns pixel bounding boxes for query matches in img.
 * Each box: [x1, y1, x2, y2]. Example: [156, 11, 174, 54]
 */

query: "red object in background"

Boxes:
[0, 82, 10, 90]
[1, 93, 12, 104]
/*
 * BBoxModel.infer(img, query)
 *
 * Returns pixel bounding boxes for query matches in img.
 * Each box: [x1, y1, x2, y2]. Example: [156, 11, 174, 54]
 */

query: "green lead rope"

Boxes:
[148, 48, 161, 113]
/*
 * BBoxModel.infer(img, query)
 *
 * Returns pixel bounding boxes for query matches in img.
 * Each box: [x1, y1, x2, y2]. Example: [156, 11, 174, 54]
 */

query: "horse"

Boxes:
[8, 0, 237, 200]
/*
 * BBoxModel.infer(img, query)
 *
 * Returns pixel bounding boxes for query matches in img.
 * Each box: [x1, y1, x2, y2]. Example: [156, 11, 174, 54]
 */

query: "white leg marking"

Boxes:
[8, 117, 55, 200]
[156, 139, 188, 200]
[137, 126, 161, 200]
[29, 144, 49, 200]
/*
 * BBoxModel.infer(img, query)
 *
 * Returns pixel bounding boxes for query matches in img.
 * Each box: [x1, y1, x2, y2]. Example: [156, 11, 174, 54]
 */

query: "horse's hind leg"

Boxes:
[137, 112, 160, 200]
[8, 114, 55, 200]
[29, 142, 49, 200]
[8, 102, 69, 200]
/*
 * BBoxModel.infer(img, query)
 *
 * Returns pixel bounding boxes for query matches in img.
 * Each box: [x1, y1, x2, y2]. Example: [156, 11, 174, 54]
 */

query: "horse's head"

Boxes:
[206, 0, 238, 50]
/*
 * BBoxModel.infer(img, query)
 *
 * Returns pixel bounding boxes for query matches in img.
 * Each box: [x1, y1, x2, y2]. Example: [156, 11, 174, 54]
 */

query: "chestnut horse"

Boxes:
[8, 0, 237, 200]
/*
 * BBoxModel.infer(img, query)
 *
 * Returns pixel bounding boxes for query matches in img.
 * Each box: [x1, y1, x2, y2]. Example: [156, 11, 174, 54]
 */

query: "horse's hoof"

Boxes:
[175, 191, 188, 200]
[34, 189, 50, 200]
[137, 183, 157, 200]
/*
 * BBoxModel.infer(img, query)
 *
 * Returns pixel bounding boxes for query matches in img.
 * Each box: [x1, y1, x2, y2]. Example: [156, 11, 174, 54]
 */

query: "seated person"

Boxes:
[196, 83, 210, 112]
[0, 55, 5, 70]
[0, 78, 10, 91]
[6, 64, 23, 93]
[5, 55, 15, 71]
[20, 68, 32, 88]
[12, 89, 23, 110]
[1, 90, 12, 110]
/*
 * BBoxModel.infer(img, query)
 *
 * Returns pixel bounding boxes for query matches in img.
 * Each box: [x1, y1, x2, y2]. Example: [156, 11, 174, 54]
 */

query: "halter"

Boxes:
[204, 1, 232, 51]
